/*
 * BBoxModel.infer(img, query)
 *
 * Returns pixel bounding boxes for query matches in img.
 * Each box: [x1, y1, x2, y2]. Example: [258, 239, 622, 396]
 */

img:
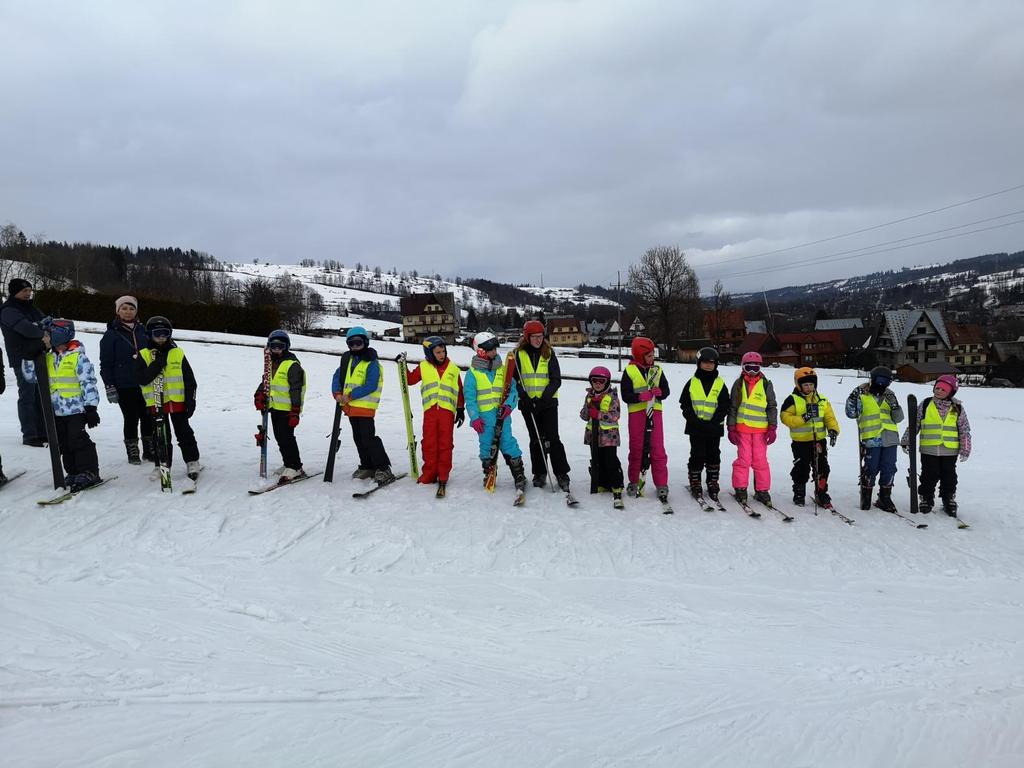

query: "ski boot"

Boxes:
[141, 437, 155, 462]
[941, 493, 958, 516]
[352, 467, 374, 480]
[374, 468, 397, 486]
[688, 471, 703, 499]
[279, 467, 302, 483]
[436, 481, 446, 499]
[507, 455, 527, 491]
[125, 439, 141, 465]
[626, 482, 639, 498]
[918, 493, 934, 514]
[734, 487, 748, 505]
[753, 490, 773, 506]
[792, 484, 806, 506]
[612, 489, 624, 509]
[186, 460, 202, 481]
[657, 486, 669, 503]
[556, 474, 571, 493]
[859, 484, 873, 511]
[706, 465, 721, 502]
[68, 471, 102, 492]
[814, 488, 832, 507]
[533, 474, 547, 488]
[874, 485, 897, 513]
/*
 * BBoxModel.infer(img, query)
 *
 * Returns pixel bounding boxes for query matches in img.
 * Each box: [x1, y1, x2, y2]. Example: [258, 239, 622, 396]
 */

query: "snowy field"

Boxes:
[2, 328, 1023, 767]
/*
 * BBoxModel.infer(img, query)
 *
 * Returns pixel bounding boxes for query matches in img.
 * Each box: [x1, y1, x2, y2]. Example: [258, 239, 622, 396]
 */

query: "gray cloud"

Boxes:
[1, 0, 1022, 292]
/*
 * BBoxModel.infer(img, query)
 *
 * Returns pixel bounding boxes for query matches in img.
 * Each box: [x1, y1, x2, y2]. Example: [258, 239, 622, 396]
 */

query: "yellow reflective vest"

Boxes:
[625, 364, 662, 414]
[920, 399, 959, 451]
[736, 378, 769, 429]
[47, 350, 82, 400]
[517, 350, 557, 400]
[469, 365, 506, 413]
[419, 360, 460, 414]
[857, 393, 897, 441]
[688, 376, 724, 421]
[789, 392, 830, 442]
[269, 359, 305, 412]
[141, 347, 185, 406]
[344, 357, 383, 411]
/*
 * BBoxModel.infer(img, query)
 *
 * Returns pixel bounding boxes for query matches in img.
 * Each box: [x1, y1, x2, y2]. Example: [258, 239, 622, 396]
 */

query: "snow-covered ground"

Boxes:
[2, 328, 1022, 767]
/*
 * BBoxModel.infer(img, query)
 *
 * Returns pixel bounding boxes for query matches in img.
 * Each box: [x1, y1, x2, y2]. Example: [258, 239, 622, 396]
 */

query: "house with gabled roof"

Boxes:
[400, 291, 458, 344]
[946, 323, 988, 375]
[814, 318, 864, 331]
[546, 315, 586, 347]
[871, 309, 951, 370]
[776, 330, 848, 367]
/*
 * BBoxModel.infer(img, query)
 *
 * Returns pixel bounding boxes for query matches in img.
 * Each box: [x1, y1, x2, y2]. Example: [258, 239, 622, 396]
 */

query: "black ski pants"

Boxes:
[116, 387, 153, 442]
[154, 411, 200, 466]
[589, 444, 624, 491]
[522, 403, 570, 479]
[687, 433, 722, 473]
[270, 410, 302, 470]
[54, 413, 99, 476]
[790, 440, 830, 488]
[350, 415, 391, 471]
[919, 453, 957, 499]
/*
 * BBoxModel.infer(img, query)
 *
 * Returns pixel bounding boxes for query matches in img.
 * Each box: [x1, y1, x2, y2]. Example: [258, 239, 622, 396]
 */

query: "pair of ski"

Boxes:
[730, 493, 793, 522]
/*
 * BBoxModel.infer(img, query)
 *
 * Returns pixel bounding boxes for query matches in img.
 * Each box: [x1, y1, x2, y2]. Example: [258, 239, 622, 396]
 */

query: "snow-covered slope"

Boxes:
[1, 330, 1021, 767]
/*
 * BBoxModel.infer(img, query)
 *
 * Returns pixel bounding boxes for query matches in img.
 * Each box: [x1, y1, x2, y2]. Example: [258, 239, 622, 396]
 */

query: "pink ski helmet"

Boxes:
[588, 366, 611, 380]
[741, 351, 763, 366]
[934, 374, 958, 396]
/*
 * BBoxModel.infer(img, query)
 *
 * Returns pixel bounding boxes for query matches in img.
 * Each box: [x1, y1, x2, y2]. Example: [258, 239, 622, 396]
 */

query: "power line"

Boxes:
[699, 182, 1024, 269]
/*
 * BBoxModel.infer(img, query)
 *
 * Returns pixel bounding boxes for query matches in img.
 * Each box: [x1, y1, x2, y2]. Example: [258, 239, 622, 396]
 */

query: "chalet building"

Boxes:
[871, 309, 951, 370]
[585, 319, 606, 343]
[704, 309, 745, 354]
[776, 331, 848, 367]
[621, 314, 647, 339]
[814, 318, 863, 331]
[546, 315, 587, 347]
[946, 323, 988, 375]
[896, 361, 958, 384]
[735, 333, 798, 367]
[400, 292, 458, 344]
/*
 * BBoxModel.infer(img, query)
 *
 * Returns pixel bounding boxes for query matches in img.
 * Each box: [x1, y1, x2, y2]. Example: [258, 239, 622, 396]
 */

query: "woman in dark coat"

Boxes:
[99, 295, 153, 464]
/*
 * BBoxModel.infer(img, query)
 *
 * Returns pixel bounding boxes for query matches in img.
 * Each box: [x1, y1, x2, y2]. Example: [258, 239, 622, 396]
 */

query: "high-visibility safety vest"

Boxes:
[344, 357, 383, 411]
[857, 393, 897, 441]
[419, 360, 460, 414]
[625, 364, 662, 413]
[269, 359, 305, 412]
[141, 347, 185, 406]
[588, 392, 617, 433]
[789, 392, 830, 442]
[470, 365, 506, 413]
[46, 351, 82, 399]
[517, 350, 557, 400]
[688, 376, 725, 421]
[920, 399, 959, 451]
[736, 378, 769, 428]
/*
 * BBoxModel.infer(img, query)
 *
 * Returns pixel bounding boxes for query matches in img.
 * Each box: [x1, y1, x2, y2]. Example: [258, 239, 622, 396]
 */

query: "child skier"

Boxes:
[900, 374, 971, 515]
[0, 348, 5, 487]
[780, 366, 840, 506]
[135, 315, 201, 482]
[253, 329, 306, 483]
[727, 351, 778, 506]
[21, 319, 103, 491]
[332, 326, 395, 485]
[620, 336, 671, 503]
[464, 331, 526, 495]
[404, 335, 465, 497]
[845, 366, 904, 512]
[580, 365, 625, 508]
[679, 346, 730, 501]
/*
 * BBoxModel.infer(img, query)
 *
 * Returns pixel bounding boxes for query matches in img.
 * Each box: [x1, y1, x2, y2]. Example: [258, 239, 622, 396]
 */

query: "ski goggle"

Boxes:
[347, 337, 365, 348]
[743, 363, 761, 374]
[589, 376, 608, 384]
[150, 329, 171, 339]
[268, 341, 287, 351]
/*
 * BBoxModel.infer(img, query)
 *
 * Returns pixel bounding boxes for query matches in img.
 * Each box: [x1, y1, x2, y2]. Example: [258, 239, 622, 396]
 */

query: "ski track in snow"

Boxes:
[1, 330, 1023, 767]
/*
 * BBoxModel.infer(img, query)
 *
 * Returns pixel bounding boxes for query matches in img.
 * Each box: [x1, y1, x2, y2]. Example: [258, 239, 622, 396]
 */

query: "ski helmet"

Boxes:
[346, 326, 368, 348]
[473, 330, 499, 354]
[267, 328, 291, 350]
[869, 366, 893, 387]
[631, 336, 655, 361]
[697, 346, 720, 364]
[146, 315, 173, 338]
[934, 373, 958, 396]
[423, 335, 446, 358]
[48, 318, 75, 348]
[588, 365, 611, 381]
[794, 366, 817, 387]
[523, 319, 545, 337]
[741, 351, 763, 366]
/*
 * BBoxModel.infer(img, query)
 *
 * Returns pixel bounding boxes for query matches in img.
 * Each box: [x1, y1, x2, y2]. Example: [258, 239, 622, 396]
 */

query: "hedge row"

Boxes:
[35, 289, 281, 337]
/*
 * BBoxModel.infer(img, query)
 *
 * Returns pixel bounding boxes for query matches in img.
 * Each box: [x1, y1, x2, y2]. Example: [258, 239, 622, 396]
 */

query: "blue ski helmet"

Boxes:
[346, 326, 369, 348]
[267, 328, 290, 350]
[48, 318, 76, 348]
[423, 335, 446, 358]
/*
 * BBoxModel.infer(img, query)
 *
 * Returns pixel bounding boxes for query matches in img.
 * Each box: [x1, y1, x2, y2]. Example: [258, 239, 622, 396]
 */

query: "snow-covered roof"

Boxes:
[880, 309, 951, 350]
[814, 318, 863, 330]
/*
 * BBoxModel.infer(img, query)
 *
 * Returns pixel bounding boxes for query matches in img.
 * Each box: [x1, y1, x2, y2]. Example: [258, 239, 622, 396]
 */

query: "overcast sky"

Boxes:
[2, 1, 1023, 292]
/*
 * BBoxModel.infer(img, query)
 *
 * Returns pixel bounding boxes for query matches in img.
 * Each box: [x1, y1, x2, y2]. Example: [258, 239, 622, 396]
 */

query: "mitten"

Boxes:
[588, 406, 601, 420]
[651, 387, 662, 398]
[455, 407, 465, 428]
[471, 417, 485, 434]
[105, 385, 119, 404]
[84, 405, 101, 429]
[638, 390, 655, 402]
[727, 426, 739, 445]
[828, 430, 838, 448]
[497, 404, 512, 420]
[288, 407, 300, 428]
[765, 426, 777, 445]
[254, 390, 267, 411]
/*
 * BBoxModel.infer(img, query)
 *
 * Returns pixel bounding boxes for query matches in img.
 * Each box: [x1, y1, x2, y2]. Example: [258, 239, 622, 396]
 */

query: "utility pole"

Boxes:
[616, 270, 622, 372]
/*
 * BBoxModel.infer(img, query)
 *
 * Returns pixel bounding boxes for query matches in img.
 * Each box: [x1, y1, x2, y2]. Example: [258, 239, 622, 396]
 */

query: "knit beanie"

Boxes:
[115, 295, 138, 312]
[8, 278, 31, 297]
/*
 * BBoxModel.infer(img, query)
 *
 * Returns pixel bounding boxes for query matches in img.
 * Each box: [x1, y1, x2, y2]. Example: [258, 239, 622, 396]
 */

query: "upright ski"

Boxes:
[33, 351, 64, 489]
[907, 394, 919, 515]
[396, 353, 420, 479]
[152, 374, 172, 492]
[323, 401, 343, 483]
[587, 394, 600, 494]
[257, 346, 271, 480]
[484, 352, 517, 493]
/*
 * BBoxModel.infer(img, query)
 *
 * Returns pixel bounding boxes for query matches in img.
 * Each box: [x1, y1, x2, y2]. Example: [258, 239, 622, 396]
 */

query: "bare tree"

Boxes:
[709, 279, 732, 348]
[626, 245, 702, 350]
[0, 223, 31, 293]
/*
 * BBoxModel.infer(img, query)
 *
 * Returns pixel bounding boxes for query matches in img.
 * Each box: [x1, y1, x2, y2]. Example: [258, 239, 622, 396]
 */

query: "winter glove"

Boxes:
[455, 407, 465, 428]
[104, 384, 119, 404]
[288, 406, 300, 429]
[186, 399, 196, 418]
[764, 426, 777, 445]
[803, 404, 819, 421]
[959, 453, 968, 463]
[588, 406, 601, 420]
[884, 391, 899, 409]
[637, 390, 655, 402]
[84, 405, 101, 429]
[727, 426, 739, 445]
[498, 404, 513, 420]
[471, 417, 486, 434]
[900, 441, 909, 455]
[254, 390, 267, 411]
[828, 429, 838, 448]
[651, 387, 662, 398]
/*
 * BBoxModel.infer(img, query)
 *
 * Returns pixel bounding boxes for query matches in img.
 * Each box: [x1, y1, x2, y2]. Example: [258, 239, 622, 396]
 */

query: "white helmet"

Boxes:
[473, 331, 499, 352]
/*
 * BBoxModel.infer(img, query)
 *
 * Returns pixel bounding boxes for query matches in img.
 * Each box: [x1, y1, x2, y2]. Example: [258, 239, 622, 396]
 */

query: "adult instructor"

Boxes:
[0, 278, 47, 446]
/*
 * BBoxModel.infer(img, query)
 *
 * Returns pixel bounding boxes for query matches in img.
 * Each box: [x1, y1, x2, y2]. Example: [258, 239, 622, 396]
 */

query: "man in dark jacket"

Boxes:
[0, 278, 47, 445]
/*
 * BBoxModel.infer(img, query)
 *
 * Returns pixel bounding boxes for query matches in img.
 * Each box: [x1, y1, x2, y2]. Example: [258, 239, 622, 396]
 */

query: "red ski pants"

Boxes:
[419, 406, 455, 483]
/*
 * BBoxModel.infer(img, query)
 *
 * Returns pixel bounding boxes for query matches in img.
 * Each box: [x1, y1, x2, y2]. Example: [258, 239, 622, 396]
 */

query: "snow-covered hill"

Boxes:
[1, 328, 1021, 766]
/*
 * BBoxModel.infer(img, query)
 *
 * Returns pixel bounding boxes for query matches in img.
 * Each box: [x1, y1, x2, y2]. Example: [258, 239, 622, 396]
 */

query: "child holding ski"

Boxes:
[253, 329, 306, 483]
[727, 351, 778, 506]
[620, 336, 671, 504]
[332, 326, 395, 485]
[679, 346, 730, 502]
[21, 319, 104, 491]
[464, 331, 526, 497]
[845, 366, 904, 511]
[135, 315, 201, 482]
[580, 365, 625, 508]
[404, 335, 465, 496]
[780, 366, 839, 506]
[900, 374, 971, 515]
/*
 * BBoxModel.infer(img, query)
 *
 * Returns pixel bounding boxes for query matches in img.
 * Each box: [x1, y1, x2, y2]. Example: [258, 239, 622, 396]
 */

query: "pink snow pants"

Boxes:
[731, 430, 771, 491]
[627, 409, 668, 487]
